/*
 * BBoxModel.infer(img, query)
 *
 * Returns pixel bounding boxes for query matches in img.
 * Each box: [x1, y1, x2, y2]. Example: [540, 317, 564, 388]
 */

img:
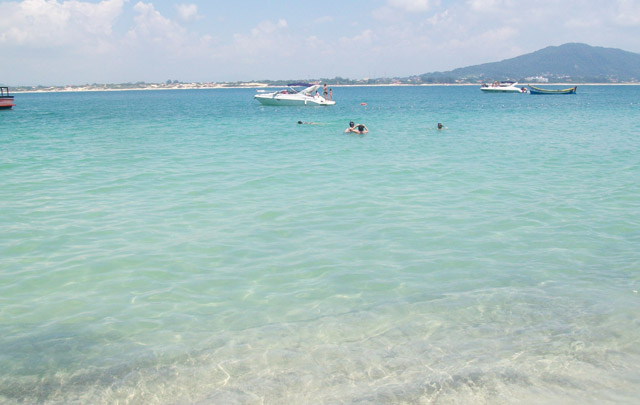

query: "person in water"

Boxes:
[297, 121, 321, 125]
[345, 121, 368, 134]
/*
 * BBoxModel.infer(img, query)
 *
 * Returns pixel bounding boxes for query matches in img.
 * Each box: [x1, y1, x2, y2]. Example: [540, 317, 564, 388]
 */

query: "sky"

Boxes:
[1, 0, 640, 86]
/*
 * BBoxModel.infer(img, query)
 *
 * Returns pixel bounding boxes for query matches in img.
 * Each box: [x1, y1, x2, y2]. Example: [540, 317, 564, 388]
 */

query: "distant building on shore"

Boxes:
[525, 76, 549, 83]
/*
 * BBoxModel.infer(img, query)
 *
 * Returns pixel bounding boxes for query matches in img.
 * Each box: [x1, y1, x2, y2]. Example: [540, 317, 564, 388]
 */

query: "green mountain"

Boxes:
[419, 43, 640, 83]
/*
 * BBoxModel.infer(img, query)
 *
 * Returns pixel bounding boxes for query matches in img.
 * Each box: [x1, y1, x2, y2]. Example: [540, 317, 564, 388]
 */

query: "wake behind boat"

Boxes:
[254, 83, 335, 106]
[480, 81, 527, 93]
[528, 84, 577, 94]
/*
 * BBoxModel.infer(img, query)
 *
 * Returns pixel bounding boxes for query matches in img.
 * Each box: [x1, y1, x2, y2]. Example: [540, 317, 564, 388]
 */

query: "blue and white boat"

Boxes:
[528, 84, 577, 94]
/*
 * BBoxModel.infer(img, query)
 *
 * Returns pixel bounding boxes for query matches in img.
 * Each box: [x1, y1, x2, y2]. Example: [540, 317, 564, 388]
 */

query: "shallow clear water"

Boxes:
[1, 86, 639, 403]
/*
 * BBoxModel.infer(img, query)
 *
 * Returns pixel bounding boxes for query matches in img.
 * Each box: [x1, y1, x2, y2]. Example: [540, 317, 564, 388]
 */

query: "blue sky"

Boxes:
[1, 0, 640, 85]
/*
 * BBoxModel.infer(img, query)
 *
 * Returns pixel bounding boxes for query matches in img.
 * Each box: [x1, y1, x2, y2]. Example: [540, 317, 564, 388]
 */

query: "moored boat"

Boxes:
[480, 81, 527, 93]
[254, 83, 335, 106]
[528, 84, 577, 94]
[0, 87, 16, 109]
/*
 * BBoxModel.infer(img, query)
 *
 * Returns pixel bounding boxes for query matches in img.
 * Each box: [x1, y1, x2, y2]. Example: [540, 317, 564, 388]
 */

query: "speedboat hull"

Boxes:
[480, 87, 523, 93]
[254, 94, 335, 106]
[0, 87, 15, 109]
[480, 82, 526, 93]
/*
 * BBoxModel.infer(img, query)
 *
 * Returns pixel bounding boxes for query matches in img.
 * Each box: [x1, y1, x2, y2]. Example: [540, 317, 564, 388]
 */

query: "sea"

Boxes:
[1, 85, 639, 404]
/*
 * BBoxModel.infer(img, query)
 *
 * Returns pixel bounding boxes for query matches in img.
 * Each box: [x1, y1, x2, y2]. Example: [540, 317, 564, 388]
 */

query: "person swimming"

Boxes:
[345, 121, 368, 134]
[344, 121, 355, 132]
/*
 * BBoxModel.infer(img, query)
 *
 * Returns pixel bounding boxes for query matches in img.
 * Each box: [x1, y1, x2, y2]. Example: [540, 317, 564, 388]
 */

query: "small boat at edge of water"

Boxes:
[0, 87, 16, 109]
[528, 85, 577, 95]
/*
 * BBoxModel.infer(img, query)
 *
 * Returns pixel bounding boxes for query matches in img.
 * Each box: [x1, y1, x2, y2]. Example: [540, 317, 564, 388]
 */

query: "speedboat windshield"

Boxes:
[278, 87, 299, 94]
[287, 82, 312, 87]
[299, 84, 321, 96]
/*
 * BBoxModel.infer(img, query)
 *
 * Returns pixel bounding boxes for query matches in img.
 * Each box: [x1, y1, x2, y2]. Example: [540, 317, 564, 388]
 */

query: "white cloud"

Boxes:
[477, 26, 518, 43]
[388, 0, 435, 12]
[426, 10, 451, 25]
[613, 0, 640, 26]
[467, 0, 503, 12]
[373, 0, 437, 22]
[250, 19, 288, 36]
[353, 29, 375, 43]
[176, 3, 201, 22]
[228, 19, 291, 64]
[338, 29, 376, 54]
[564, 16, 602, 29]
[371, 6, 401, 22]
[0, 0, 125, 47]
[126, 2, 187, 47]
[314, 16, 334, 24]
[304, 35, 324, 50]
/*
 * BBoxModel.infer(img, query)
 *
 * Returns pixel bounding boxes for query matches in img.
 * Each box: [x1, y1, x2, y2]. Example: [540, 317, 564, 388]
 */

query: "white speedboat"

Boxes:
[254, 83, 335, 106]
[480, 81, 527, 93]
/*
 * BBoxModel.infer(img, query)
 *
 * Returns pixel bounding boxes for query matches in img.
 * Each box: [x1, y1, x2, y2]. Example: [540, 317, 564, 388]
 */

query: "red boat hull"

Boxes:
[0, 97, 15, 109]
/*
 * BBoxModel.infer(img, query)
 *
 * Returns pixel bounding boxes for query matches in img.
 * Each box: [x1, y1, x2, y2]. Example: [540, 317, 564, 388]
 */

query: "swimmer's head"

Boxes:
[349, 121, 355, 127]
[357, 124, 365, 131]
[298, 121, 303, 124]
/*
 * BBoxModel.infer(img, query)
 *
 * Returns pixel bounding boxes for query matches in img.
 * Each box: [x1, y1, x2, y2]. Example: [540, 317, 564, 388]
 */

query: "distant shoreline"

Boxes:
[11, 82, 640, 94]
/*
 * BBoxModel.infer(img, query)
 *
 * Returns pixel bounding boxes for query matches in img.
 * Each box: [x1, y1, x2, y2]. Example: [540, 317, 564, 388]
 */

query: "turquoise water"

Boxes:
[1, 86, 639, 403]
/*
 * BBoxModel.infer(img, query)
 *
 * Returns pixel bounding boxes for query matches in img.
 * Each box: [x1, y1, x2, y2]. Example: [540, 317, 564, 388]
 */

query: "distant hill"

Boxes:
[11, 43, 640, 89]
[419, 43, 640, 83]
